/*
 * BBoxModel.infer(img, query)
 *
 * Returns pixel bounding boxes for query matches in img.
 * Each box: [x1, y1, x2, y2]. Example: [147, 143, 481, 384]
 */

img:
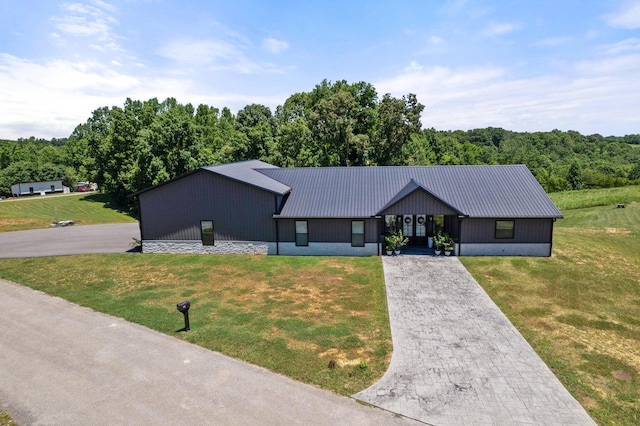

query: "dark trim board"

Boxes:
[131, 160, 562, 257]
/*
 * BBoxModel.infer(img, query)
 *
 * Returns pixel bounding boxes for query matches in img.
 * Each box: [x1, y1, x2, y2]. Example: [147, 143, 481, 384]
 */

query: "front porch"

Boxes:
[383, 214, 460, 249]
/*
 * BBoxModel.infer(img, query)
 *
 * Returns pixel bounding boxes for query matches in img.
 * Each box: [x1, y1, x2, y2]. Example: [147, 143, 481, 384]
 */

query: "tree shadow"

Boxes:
[78, 193, 138, 218]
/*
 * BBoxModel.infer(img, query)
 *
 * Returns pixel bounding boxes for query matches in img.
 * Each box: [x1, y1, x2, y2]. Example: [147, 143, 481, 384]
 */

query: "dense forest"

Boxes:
[1, 79, 639, 205]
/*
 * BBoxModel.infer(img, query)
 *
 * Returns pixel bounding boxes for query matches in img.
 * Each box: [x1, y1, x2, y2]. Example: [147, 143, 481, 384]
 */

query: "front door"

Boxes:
[403, 215, 428, 246]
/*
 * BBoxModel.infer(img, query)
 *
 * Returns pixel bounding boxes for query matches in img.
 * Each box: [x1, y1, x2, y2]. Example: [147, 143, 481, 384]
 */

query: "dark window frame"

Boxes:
[495, 220, 515, 239]
[201, 220, 214, 246]
[351, 220, 365, 247]
[295, 220, 308, 246]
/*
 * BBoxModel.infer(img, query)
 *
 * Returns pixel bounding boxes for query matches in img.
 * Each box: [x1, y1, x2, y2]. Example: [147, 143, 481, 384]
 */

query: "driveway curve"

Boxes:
[0, 223, 140, 258]
[354, 256, 595, 425]
[0, 278, 419, 425]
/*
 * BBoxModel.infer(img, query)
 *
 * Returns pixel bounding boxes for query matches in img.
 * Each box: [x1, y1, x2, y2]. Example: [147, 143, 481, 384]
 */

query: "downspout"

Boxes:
[276, 219, 280, 255]
[457, 216, 463, 256]
[549, 218, 556, 257]
[136, 196, 144, 252]
[274, 195, 280, 255]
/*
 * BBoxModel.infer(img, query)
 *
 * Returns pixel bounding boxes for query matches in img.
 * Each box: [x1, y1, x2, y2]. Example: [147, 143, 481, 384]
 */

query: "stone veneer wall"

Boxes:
[142, 240, 275, 255]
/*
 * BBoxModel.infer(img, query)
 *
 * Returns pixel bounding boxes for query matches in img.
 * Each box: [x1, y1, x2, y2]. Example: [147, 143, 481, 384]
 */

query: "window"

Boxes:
[351, 220, 365, 247]
[50, 185, 55, 192]
[295, 220, 308, 246]
[201, 220, 214, 245]
[495, 220, 515, 239]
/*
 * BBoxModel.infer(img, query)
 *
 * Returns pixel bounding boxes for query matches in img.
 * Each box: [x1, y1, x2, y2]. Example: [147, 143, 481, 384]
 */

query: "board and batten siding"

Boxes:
[381, 190, 457, 215]
[277, 218, 379, 243]
[460, 218, 554, 244]
[139, 170, 277, 242]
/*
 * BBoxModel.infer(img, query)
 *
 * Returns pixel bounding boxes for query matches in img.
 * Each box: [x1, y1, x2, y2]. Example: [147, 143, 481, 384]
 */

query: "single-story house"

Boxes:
[130, 160, 563, 256]
[11, 180, 68, 197]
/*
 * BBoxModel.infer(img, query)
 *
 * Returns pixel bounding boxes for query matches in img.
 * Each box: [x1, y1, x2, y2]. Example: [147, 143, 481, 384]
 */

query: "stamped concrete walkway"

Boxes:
[354, 256, 595, 425]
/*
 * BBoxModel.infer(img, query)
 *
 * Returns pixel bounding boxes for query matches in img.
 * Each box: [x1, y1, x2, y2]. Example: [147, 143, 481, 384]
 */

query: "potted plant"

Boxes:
[384, 234, 395, 255]
[443, 235, 454, 256]
[433, 232, 443, 255]
[390, 229, 408, 255]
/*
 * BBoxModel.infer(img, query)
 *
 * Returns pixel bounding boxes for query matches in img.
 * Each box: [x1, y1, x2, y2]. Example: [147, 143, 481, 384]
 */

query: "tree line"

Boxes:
[1, 79, 639, 205]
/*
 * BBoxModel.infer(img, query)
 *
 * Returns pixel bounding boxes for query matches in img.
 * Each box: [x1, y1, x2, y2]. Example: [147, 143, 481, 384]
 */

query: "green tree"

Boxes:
[567, 161, 584, 190]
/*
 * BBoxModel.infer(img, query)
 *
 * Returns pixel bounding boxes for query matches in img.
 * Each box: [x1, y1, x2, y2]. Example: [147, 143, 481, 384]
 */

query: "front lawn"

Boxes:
[462, 191, 640, 425]
[0, 255, 391, 396]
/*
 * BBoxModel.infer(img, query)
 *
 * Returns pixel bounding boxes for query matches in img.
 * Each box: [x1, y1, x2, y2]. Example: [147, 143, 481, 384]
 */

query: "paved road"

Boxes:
[0, 278, 419, 426]
[0, 223, 140, 258]
[354, 256, 596, 425]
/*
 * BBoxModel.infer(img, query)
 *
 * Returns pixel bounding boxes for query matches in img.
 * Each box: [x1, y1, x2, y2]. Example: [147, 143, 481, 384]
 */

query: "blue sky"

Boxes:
[1, 0, 639, 139]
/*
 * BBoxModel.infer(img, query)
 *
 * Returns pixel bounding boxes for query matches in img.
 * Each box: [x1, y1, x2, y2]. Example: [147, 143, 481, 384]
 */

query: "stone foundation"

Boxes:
[142, 240, 275, 255]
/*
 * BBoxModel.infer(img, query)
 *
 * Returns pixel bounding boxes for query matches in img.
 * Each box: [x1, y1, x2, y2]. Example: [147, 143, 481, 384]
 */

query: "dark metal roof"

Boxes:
[257, 164, 563, 219]
[202, 160, 290, 195]
[131, 160, 291, 198]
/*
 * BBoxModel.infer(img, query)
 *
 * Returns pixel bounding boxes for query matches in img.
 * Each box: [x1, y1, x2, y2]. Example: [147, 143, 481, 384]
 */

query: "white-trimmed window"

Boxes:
[351, 220, 365, 247]
[201, 220, 214, 245]
[495, 220, 515, 239]
[295, 220, 308, 246]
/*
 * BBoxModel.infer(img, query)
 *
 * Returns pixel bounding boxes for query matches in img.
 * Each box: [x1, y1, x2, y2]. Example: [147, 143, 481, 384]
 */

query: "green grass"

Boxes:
[549, 185, 640, 211]
[0, 411, 16, 426]
[0, 255, 391, 396]
[461, 187, 640, 425]
[0, 193, 136, 232]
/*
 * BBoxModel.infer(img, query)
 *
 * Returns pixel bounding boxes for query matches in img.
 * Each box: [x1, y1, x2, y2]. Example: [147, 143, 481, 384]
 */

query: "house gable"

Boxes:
[138, 169, 277, 242]
[377, 180, 461, 216]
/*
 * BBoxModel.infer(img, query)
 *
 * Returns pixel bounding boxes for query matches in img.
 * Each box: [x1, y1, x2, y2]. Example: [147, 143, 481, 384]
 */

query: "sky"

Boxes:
[1, 0, 639, 140]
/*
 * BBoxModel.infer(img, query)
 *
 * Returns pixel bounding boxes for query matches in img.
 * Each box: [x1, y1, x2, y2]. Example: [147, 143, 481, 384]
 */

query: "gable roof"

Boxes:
[377, 179, 463, 215]
[202, 160, 291, 195]
[131, 160, 562, 219]
[130, 159, 290, 197]
[257, 164, 562, 219]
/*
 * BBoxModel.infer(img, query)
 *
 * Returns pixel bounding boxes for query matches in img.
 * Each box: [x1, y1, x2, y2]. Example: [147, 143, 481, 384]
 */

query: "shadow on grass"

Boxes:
[79, 193, 138, 219]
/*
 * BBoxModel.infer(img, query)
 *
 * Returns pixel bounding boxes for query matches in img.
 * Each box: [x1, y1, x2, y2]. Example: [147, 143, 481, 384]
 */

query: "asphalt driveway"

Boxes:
[0, 223, 140, 258]
[354, 255, 596, 425]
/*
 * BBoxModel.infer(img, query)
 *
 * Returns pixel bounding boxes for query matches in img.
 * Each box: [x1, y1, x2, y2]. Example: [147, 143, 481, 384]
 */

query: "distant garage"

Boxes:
[10, 180, 69, 197]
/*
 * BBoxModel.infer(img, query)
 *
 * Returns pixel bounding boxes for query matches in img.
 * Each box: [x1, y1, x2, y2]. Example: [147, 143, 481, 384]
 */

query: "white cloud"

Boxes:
[481, 22, 520, 37]
[375, 54, 640, 135]
[157, 37, 285, 74]
[262, 37, 289, 54]
[597, 37, 640, 55]
[604, 0, 640, 29]
[0, 53, 287, 139]
[532, 36, 572, 47]
[50, 1, 121, 51]
[403, 61, 424, 72]
[429, 35, 445, 45]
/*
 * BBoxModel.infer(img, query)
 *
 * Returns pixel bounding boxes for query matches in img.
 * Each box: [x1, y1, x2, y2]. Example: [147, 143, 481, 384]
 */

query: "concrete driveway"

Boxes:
[0, 278, 419, 426]
[0, 223, 140, 258]
[354, 256, 595, 425]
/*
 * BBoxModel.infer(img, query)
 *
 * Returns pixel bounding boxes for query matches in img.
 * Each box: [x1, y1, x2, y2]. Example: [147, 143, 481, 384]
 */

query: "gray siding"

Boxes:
[278, 218, 380, 243]
[381, 190, 457, 215]
[139, 170, 277, 241]
[461, 218, 554, 244]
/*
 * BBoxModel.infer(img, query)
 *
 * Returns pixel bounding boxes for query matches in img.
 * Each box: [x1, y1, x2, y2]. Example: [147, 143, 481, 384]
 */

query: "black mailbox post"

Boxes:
[177, 300, 190, 331]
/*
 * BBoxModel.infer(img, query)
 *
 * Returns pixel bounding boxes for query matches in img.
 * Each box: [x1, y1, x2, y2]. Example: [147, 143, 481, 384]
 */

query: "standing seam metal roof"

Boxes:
[202, 160, 291, 195]
[256, 164, 562, 218]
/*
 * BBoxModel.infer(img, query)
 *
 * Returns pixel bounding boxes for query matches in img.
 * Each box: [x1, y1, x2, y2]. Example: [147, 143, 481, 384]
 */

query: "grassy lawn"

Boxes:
[0, 255, 391, 396]
[0, 410, 16, 426]
[461, 188, 640, 425]
[0, 193, 136, 232]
